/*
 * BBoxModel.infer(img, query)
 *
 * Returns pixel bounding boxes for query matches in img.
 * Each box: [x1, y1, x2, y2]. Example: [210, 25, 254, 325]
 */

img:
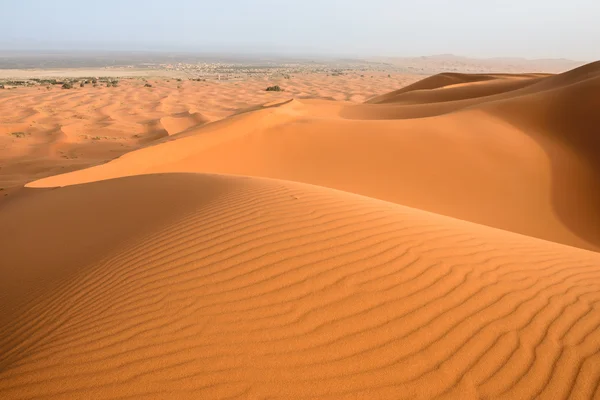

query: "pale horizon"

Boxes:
[2, 0, 598, 61]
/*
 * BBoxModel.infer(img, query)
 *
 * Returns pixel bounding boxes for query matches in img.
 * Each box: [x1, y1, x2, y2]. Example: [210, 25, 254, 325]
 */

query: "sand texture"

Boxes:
[1, 62, 600, 399]
[0, 73, 419, 191]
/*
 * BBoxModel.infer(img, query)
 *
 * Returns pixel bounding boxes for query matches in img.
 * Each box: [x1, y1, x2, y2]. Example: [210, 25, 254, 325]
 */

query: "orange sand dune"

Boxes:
[367, 73, 548, 104]
[2, 62, 600, 399]
[3, 174, 600, 399]
[0, 72, 418, 190]
[28, 61, 600, 251]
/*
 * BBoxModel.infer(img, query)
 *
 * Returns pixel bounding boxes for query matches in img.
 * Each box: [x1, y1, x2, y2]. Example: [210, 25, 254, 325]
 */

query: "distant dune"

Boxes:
[2, 62, 600, 399]
[0, 72, 419, 190]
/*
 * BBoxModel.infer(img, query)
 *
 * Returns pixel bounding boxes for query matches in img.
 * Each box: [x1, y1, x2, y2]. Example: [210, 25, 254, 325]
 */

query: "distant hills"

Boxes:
[369, 54, 585, 74]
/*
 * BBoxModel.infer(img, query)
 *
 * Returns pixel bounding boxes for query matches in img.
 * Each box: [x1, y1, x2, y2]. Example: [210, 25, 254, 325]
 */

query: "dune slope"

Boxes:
[0, 73, 419, 190]
[3, 62, 600, 400]
[27, 62, 600, 251]
[365, 72, 546, 104]
[2, 174, 600, 399]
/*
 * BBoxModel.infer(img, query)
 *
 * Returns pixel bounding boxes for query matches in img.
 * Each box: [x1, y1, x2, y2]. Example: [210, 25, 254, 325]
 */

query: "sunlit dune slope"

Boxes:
[2, 174, 600, 399]
[0, 73, 419, 190]
[28, 61, 600, 251]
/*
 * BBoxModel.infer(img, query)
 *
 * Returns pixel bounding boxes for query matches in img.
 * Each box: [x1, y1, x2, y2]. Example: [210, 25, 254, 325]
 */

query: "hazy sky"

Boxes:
[2, 0, 598, 60]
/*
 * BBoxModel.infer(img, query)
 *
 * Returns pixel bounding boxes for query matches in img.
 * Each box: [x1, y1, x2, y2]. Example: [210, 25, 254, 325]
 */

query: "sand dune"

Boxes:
[365, 72, 540, 104]
[2, 62, 600, 399]
[365, 74, 546, 106]
[3, 174, 600, 399]
[0, 72, 418, 190]
[28, 61, 600, 251]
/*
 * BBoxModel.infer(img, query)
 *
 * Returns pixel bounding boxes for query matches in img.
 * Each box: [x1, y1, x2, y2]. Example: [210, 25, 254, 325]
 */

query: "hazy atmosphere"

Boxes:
[2, 0, 598, 59]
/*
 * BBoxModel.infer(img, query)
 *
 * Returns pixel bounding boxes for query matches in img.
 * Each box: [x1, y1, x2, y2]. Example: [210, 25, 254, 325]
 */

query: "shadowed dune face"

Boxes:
[478, 67, 600, 254]
[2, 174, 600, 399]
[2, 63, 600, 399]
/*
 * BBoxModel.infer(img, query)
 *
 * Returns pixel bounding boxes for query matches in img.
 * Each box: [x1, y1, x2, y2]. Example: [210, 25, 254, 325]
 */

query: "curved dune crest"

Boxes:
[365, 72, 548, 104]
[26, 62, 600, 251]
[2, 174, 600, 399]
[159, 112, 210, 135]
[0, 73, 416, 190]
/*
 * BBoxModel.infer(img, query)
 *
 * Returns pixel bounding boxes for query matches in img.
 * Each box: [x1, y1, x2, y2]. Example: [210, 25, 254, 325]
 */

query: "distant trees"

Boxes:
[266, 85, 283, 92]
[144, 83, 153, 88]
[62, 83, 73, 89]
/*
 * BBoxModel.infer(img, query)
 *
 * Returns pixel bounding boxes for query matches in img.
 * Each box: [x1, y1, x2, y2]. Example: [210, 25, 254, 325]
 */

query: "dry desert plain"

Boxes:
[1, 62, 600, 399]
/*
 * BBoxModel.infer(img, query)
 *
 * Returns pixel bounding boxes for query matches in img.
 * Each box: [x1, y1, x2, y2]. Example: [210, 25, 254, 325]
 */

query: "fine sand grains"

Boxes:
[2, 174, 600, 399]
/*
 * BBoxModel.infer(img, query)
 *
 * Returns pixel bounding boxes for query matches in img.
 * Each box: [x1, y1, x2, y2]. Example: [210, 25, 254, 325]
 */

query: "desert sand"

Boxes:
[0, 72, 419, 192]
[1, 62, 600, 399]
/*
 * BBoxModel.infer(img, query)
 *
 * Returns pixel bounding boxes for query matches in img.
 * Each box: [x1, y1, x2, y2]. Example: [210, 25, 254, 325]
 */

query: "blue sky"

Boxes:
[1, 0, 598, 60]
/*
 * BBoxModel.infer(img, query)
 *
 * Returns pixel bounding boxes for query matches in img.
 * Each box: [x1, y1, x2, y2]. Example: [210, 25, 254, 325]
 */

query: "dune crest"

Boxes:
[26, 61, 600, 251]
[0, 73, 419, 190]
